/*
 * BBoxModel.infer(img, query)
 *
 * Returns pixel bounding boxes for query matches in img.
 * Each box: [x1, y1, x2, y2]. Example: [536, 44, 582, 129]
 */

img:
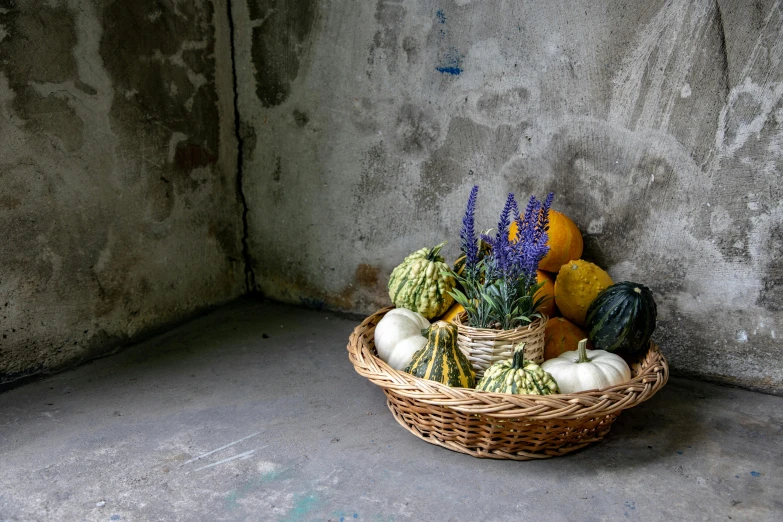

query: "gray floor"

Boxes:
[1, 299, 781, 522]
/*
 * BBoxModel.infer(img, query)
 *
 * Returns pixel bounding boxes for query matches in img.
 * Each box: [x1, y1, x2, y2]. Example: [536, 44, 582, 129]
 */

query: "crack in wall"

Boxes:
[713, 0, 731, 100]
[226, 0, 257, 294]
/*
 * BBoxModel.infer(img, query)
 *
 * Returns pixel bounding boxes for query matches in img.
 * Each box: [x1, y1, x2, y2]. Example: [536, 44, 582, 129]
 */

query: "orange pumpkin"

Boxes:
[535, 270, 557, 318]
[544, 317, 590, 360]
[509, 210, 583, 273]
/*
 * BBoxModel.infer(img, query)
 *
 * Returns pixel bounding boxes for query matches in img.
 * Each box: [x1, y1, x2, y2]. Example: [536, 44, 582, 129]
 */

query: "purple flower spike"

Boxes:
[460, 185, 480, 273]
[496, 193, 516, 243]
[483, 193, 525, 282]
[534, 192, 554, 245]
[506, 193, 553, 289]
[449, 186, 555, 330]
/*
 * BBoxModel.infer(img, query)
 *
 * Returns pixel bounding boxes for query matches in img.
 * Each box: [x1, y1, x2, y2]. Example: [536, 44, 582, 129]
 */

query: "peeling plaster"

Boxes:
[0, 0, 243, 385]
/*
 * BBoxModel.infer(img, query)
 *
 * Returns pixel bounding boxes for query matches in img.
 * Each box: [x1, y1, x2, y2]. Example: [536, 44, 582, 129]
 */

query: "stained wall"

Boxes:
[236, 0, 783, 393]
[0, 0, 245, 384]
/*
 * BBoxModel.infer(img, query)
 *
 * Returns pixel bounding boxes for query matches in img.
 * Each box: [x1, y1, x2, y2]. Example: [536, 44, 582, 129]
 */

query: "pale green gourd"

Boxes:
[388, 242, 455, 320]
[476, 343, 559, 395]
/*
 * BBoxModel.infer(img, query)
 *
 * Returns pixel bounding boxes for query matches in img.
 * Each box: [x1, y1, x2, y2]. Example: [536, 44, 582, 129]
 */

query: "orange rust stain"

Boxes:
[0, 196, 21, 209]
[355, 264, 380, 288]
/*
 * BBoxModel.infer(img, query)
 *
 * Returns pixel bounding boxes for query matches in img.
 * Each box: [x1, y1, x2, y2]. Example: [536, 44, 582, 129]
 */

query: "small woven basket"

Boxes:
[453, 312, 546, 378]
[348, 307, 669, 460]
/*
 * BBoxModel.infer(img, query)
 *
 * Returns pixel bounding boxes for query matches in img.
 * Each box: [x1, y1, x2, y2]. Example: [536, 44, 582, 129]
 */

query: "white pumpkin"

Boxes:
[374, 308, 430, 370]
[541, 339, 631, 393]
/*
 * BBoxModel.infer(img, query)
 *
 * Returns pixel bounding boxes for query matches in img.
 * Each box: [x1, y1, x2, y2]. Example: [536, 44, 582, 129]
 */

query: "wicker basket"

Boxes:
[453, 312, 546, 378]
[348, 307, 669, 460]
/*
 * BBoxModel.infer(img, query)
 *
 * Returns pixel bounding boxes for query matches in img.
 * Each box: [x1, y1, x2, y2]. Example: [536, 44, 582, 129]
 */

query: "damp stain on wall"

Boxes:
[0, 0, 244, 384]
[236, 0, 783, 393]
[249, 0, 318, 107]
[0, 4, 84, 151]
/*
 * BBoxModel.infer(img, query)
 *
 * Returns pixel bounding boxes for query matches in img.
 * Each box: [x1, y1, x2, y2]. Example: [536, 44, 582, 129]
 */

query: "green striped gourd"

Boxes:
[405, 321, 476, 388]
[388, 242, 455, 320]
[476, 343, 559, 395]
[585, 282, 657, 356]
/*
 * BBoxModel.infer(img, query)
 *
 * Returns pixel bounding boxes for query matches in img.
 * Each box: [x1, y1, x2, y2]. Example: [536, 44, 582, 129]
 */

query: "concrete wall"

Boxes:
[236, 0, 783, 393]
[0, 0, 245, 385]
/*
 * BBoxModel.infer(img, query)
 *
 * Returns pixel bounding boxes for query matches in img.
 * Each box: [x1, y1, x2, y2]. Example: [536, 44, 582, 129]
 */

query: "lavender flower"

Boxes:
[460, 185, 480, 275]
[514, 194, 539, 243]
[513, 193, 553, 289]
[534, 192, 554, 245]
[509, 194, 521, 230]
[449, 185, 555, 330]
[483, 193, 521, 282]
[496, 193, 515, 243]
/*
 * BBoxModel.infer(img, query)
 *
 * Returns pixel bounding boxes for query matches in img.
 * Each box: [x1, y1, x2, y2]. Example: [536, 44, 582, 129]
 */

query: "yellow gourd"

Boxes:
[441, 303, 465, 323]
[554, 260, 613, 326]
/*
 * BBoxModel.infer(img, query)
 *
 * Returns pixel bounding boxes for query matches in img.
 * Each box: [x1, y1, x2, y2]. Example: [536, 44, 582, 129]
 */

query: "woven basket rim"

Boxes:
[453, 311, 547, 335]
[348, 306, 669, 421]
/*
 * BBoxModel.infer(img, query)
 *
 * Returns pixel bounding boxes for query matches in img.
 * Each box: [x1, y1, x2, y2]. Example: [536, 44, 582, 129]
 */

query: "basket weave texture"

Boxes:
[453, 312, 546, 377]
[348, 307, 669, 460]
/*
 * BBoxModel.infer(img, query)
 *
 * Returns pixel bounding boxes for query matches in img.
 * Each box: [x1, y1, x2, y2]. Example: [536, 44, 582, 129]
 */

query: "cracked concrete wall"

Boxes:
[0, 0, 244, 384]
[236, 0, 783, 394]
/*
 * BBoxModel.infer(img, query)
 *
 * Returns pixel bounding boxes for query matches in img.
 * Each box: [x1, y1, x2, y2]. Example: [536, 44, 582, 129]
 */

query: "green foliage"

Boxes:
[446, 262, 548, 330]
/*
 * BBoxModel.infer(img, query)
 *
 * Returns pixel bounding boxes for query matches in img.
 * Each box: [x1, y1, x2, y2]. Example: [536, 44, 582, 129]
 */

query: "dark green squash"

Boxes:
[585, 282, 657, 355]
[405, 321, 476, 388]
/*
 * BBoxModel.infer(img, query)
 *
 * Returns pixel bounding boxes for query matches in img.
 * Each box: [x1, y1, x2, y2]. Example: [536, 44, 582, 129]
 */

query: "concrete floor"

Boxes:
[1, 299, 781, 522]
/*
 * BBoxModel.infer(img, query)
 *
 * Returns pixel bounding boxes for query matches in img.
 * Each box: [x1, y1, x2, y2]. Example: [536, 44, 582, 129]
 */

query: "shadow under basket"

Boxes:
[347, 306, 669, 460]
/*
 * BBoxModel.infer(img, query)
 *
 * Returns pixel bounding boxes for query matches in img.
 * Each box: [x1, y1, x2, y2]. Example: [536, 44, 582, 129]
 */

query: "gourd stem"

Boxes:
[428, 241, 448, 261]
[512, 343, 526, 369]
[577, 339, 591, 363]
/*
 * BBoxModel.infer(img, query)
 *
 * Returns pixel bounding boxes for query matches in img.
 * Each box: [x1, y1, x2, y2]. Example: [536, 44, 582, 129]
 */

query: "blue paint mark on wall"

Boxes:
[436, 56, 462, 75]
[436, 10, 447, 37]
[436, 65, 461, 75]
[436, 48, 463, 75]
[433, 10, 461, 73]
[750, 471, 761, 477]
